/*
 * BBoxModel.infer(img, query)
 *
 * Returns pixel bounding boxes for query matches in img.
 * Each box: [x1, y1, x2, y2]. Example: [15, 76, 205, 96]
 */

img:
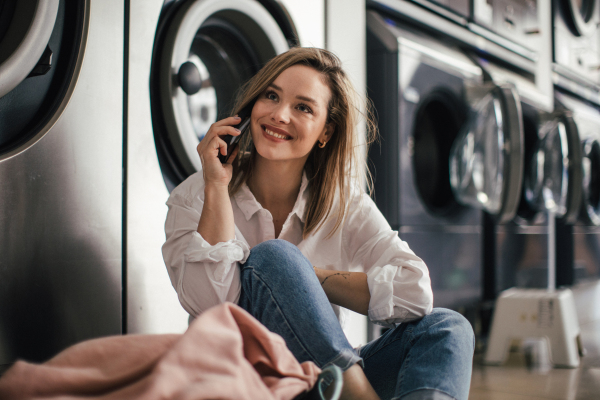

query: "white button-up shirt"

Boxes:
[162, 172, 433, 327]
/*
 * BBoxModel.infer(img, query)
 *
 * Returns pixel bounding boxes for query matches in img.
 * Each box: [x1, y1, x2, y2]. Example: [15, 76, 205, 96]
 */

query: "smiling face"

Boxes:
[250, 64, 333, 167]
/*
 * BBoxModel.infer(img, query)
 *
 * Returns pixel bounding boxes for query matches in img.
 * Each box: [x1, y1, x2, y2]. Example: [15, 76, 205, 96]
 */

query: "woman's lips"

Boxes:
[262, 125, 291, 141]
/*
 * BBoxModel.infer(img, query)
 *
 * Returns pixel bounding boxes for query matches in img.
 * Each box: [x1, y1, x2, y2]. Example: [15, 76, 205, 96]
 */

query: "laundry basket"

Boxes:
[294, 364, 343, 400]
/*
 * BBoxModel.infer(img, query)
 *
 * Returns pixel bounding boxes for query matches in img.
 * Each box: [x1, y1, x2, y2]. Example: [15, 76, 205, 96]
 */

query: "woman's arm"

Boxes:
[197, 183, 235, 244]
[342, 194, 433, 324]
[195, 116, 242, 245]
[313, 267, 370, 316]
[162, 116, 248, 317]
[162, 185, 248, 317]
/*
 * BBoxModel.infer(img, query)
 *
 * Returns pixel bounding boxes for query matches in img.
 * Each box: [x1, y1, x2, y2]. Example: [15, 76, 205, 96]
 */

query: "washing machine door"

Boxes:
[0, 0, 87, 156]
[558, 0, 598, 37]
[523, 112, 582, 220]
[450, 84, 524, 223]
[153, 0, 289, 184]
[581, 137, 600, 225]
[0, 0, 59, 98]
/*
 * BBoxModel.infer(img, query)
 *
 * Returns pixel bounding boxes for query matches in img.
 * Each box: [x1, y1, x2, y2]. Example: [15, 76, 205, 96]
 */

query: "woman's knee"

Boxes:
[422, 308, 475, 350]
[244, 239, 311, 277]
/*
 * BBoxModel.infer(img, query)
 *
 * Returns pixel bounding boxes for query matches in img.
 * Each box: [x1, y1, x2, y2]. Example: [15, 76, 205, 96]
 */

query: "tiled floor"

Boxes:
[470, 311, 600, 399]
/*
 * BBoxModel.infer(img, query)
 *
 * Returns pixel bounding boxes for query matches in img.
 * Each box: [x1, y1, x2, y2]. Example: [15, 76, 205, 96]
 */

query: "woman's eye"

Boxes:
[297, 103, 312, 114]
[266, 91, 278, 101]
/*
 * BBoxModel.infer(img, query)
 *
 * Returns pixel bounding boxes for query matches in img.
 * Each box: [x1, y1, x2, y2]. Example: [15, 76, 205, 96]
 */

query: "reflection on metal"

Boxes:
[451, 92, 505, 214]
[524, 120, 570, 217]
[186, 54, 217, 141]
[451, 81, 525, 224]
[0, 0, 123, 365]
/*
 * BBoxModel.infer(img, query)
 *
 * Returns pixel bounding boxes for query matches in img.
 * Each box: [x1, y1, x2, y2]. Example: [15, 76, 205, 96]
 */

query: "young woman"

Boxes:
[162, 47, 475, 400]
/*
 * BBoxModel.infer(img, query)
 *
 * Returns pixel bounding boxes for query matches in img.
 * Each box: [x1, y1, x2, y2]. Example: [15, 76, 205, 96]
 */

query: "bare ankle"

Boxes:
[333, 364, 379, 400]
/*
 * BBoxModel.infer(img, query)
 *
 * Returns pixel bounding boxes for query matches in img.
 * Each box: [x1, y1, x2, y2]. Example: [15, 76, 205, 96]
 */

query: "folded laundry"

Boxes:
[0, 302, 320, 400]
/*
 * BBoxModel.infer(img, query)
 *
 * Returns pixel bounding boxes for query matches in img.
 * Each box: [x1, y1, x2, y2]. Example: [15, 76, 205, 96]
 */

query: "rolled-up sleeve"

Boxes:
[162, 177, 250, 317]
[344, 194, 433, 326]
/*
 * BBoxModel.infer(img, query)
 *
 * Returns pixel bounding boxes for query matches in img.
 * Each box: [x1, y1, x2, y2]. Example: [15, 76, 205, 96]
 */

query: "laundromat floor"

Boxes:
[470, 310, 600, 399]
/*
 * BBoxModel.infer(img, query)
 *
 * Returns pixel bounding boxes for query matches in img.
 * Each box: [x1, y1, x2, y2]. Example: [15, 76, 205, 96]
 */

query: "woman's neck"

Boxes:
[248, 156, 305, 211]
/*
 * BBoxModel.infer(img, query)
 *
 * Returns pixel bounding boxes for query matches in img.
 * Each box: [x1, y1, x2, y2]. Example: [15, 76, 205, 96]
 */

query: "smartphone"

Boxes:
[218, 102, 254, 163]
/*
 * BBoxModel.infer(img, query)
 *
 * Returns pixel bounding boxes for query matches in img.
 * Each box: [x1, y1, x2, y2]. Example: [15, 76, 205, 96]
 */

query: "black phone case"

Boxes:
[218, 102, 254, 163]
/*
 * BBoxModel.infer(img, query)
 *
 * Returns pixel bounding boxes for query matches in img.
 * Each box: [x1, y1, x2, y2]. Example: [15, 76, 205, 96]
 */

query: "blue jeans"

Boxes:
[238, 240, 474, 400]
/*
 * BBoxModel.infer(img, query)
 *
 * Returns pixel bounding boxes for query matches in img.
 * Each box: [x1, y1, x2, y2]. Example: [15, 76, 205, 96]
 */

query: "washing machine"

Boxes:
[126, 0, 366, 339]
[0, 0, 124, 365]
[553, 0, 600, 86]
[367, 11, 524, 311]
[471, 61, 583, 298]
[555, 90, 600, 286]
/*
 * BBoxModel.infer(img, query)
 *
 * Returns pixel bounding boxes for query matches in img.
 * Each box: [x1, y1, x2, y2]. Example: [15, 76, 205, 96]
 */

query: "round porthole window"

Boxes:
[450, 84, 524, 223]
[524, 119, 570, 217]
[413, 90, 464, 217]
[0, 0, 87, 158]
[560, 0, 597, 37]
[0, 0, 58, 98]
[152, 0, 289, 186]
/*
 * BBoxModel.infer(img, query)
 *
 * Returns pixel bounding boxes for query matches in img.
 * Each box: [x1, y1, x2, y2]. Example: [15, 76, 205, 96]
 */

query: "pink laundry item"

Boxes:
[0, 302, 321, 400]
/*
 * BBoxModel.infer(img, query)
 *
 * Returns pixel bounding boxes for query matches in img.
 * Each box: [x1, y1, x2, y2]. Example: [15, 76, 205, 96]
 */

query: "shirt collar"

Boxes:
[292, 173, 309, 223]
[233, 172, 310, 223]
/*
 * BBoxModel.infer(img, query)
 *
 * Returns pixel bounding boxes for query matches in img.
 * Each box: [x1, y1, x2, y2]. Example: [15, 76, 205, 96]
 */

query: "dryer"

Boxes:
[555, 90, 600, 286]
[367, 11, 524, 310]
[1, 0, 124, 364]
[553, 0, 600, 86]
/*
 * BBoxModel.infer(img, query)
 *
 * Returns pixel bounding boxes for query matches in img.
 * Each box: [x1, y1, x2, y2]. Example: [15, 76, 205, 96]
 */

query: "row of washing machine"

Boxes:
[366, 0, 600, 318]
[0, 0, 365, 364]
[1, 0, 600, 364]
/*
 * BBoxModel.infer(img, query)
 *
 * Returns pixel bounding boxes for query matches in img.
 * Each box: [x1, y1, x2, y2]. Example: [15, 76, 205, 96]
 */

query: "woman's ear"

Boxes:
[320, 122, 334, 143]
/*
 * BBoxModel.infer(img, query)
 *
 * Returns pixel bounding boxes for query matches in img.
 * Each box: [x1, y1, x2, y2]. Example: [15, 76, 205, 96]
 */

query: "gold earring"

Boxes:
[319, 141, 327, 148]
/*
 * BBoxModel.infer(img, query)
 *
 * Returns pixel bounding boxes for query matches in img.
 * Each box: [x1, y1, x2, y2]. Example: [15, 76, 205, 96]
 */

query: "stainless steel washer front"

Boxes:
[0, 0, 124, 365]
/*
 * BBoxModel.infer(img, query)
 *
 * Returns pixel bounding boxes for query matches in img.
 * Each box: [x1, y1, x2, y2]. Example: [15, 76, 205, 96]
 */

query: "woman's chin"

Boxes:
[256, 150, 288, 162]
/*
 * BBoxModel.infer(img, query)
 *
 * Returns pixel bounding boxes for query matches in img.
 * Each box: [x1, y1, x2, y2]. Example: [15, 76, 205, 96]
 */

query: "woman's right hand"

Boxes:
[197, 116, 242, 188]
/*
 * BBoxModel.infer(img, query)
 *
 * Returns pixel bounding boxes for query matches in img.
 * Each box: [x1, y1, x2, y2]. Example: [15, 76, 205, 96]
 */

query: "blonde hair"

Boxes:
[229, 47, 377, 238]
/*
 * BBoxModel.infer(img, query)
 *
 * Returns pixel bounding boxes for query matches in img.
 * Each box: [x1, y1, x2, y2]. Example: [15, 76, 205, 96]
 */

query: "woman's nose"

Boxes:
[270, 103, 291, 124]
